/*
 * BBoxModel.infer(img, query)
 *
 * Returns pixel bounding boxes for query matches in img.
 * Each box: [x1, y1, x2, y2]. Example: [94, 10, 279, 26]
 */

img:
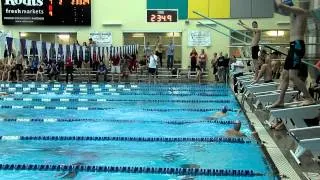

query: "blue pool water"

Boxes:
[0, 83, 276, 179]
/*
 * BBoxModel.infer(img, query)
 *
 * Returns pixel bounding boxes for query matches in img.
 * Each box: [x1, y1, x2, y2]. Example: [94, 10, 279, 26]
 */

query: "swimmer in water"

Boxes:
[206, 106, 228, 120]
[56, 162, 85, 179]
[226, 120, 246, 137]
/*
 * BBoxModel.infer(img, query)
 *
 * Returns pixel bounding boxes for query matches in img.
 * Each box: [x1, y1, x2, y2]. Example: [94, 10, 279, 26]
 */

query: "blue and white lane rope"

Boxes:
[0, 83, 226, 88]
[7, 91, 229, 96]
[0, 164, 262, 177]
[0, 105, 114, 111]
[0, 97, 231, 103]
[0, 105, 237, 112]
[0, 136, 250, 143]
[0, 118, 237, 125]
[0, 87, 227, 92]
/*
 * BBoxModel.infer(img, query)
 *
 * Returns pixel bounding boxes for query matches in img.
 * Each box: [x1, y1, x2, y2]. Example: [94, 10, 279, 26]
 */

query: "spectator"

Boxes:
[36, 62, 45, 81]
[129, 52, 138, 73]
[167, 40, 175, 70]
[121, 54, 130, 81]
[155, 38, 164, 67]
[7, 61, 16, 82]
[199, 49, 208, 71]
[190, 48, 198, 72]
[110, 54, 121, 82]
[211, 52, 218, 80]
[65, 57, 74, 83]
[252, 54, 273, 84]
[223, 53, 230, 82]
[30, 56, 39, 74]
[148, 51, 158, 84]
[230, 56, 245, 93]
[15, 51, 24, 82]
[216, 52, 225, 82]
[48, 62, 59, 81]
[96, 61, 107, 82]
[1, 63, 10, 81]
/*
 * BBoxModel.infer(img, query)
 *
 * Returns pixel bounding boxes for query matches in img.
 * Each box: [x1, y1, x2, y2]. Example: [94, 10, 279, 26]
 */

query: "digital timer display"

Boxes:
[147, 9, 178, 22]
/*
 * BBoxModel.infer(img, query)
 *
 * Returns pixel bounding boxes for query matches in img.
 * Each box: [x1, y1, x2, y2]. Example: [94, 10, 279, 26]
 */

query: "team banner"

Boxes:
[1, 0, 91, 25]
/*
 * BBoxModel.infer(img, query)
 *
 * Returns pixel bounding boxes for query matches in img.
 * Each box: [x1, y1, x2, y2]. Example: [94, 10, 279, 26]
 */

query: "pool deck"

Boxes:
[236, 93, 320, 180]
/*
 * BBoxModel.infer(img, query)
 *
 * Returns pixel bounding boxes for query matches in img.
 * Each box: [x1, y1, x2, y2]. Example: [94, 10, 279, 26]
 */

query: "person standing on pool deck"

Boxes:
[148, 51, 158, 84]
[237, 20, 261, 80]
[270, 0, 315, 108]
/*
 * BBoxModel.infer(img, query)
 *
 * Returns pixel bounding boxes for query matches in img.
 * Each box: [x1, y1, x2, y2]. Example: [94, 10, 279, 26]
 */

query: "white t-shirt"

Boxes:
[231, 60, 244, 74]
[148, 55, 158, 68]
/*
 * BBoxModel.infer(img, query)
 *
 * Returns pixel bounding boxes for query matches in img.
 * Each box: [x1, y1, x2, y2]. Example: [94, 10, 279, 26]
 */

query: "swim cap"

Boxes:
[222, 106, 228, 113]
[283, 0, 294, 6]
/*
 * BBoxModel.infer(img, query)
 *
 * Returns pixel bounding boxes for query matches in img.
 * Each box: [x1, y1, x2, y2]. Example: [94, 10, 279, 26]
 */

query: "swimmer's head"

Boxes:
[252, 21, 258, 28]
[234, 120, 242, 131]
[222, 106, 228, 114]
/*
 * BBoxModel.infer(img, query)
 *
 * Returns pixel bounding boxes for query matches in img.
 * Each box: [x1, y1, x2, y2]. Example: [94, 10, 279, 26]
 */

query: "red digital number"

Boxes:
[156, 15, 161, 22]
[167, 15, 172, 22]
[150, 14, 156, 22]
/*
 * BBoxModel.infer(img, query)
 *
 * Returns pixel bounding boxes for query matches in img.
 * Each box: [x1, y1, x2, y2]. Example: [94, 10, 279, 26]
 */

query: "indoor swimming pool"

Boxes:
[0, 83, 277, 179]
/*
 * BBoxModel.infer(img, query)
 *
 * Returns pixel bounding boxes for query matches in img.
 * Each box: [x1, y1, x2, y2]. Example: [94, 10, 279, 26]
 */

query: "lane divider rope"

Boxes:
[0, 136, 251, 143]
[0, 164, 261, 177]
[0, 87, 227, 92]
[8, 92, 229, 96]
[0, 118, 237, 125]
[0, 105, 237, 112]
[0, 97, 231, 103]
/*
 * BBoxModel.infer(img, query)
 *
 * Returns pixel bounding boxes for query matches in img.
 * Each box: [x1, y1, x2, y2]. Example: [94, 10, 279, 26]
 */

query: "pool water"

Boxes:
[0, 83, 276, 179]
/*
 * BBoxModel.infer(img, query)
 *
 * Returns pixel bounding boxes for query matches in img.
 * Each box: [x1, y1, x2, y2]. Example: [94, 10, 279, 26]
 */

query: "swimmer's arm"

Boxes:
[237, 20, 260, 33]
[275, 0, 307, 15]
[253, 65, 266, 83]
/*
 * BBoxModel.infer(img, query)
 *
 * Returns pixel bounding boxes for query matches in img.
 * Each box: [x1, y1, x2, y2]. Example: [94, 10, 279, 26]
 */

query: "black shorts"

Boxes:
[284, 40, 305, 70]
[148, 68, 156, 74]
[264, 80, 273, 83]
[251, 45, 260, 59]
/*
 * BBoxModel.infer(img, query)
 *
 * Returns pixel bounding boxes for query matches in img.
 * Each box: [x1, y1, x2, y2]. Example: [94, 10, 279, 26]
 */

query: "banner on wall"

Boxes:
[188, 31, 211, 47]
[1, 0, 91, 26]
[89, 32, 112, 47]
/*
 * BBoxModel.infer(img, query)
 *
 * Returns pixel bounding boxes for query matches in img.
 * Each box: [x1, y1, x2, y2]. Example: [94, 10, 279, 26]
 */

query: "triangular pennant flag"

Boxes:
[20, 39, 26, 58]
[13, 38, 21, 55]
[36, 41, 42, 61]
[83, 46, 86, 62]
[54, 43, 59, 61]
[6, 37, 13, 57]
[100, 47, 104, 61]
[76, 45, 80, 61]
[26, 39, 32, 59]
[95, 46, 98, 61]
[46, 42, 51, 62]
[90, 45, 94, 60]
[70, 45, 74, 61]
[62, 44, 67, 62]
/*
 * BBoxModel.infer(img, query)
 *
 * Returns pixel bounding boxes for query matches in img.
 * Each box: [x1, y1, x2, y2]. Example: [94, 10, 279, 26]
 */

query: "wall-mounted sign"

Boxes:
[147, 9, 178, 22]
[89, 32, 112, 47]
[1, 0, 91, 26]
[188, 31, 212, 47]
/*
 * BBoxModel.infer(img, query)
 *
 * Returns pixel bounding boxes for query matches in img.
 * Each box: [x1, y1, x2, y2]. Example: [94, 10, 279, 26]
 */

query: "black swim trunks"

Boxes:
[251, 45, 260, 59]
[264, 80, 273, 83]
[284, 40, 305, 70]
